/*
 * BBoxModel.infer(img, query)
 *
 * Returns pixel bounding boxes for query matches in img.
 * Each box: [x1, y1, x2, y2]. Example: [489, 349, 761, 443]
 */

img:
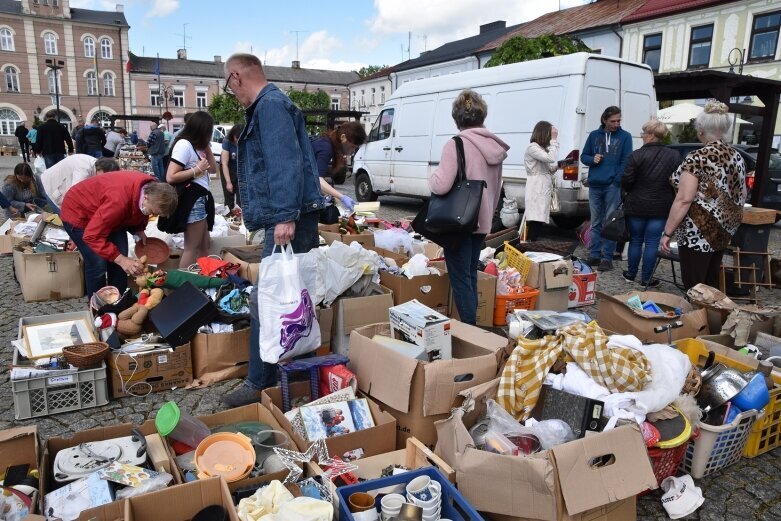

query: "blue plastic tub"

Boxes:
[336, 467, 483, 521]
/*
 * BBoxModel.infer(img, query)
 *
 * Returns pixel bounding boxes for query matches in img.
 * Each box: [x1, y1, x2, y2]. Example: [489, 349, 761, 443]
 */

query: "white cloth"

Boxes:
[523, 141, 559, 223]
[40, 154, 97, 207]
[237, 480, 333, 521]
[660, 475, 704, 519]
[170, 139, 210, 189]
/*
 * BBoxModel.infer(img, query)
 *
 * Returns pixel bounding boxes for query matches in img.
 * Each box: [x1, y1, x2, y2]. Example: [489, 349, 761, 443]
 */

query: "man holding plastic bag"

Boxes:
[222, 53, 326, 408]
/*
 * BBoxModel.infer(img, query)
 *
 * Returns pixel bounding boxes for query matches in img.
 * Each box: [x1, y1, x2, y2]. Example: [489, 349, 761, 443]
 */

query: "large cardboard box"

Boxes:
[389, 300, 452, 361]
[449, 270, 497, 327]
[262, 381, 397, 459]
[107, 343, 193, 398]
[380, 269, 450, 315]
[526, 255, 572, 311]
[317, 306, 334, 351]
[221, 245, 262, 283]
[191, 328, 250, 384]
[208, 227, 247, 255]
[349, 321, 507, 449]
[0, 426, 40, 513]
[435, 379, 656, 521]
[368, 246, 408, 266]
[596, 291, 709, 343]
[331, 285, 394, 356]
[319, 223, 375, 248]
[13, 248, 85, 301]
[125, 477, 239, 521]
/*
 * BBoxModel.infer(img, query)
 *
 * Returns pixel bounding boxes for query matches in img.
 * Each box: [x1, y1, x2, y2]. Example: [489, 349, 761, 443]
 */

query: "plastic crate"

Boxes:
[494, 287, 539, 326]
[336, 467, 483, 521]
[502, 241, 532, 284]
[12, 350, 109, 420]
[680, 410, 759, 479]
[641, 430, 699, 495]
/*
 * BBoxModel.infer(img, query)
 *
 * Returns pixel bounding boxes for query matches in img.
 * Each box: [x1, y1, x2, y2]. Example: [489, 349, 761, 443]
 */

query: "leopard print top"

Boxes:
[671, 141, 746, 252]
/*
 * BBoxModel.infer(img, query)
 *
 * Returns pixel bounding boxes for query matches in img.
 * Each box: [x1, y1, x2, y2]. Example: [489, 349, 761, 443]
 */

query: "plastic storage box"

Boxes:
[494, 287, 539, 326]
[336, 467, 483, 521]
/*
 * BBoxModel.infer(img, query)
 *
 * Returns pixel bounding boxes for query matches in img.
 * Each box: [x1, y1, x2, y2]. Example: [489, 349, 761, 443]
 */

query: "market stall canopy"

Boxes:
[657, 102, 751, 125]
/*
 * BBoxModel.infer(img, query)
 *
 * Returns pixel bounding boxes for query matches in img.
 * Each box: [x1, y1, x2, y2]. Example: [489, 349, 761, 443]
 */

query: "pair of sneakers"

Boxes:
[623, 270, 660, 288]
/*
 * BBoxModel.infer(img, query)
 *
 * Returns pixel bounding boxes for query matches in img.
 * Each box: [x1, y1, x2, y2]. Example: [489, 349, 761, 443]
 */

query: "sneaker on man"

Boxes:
[622, 271, 635, 283]
[223, 385, 263, 408]
[598, 260, 613, 272]
[643, 278, 661, 288]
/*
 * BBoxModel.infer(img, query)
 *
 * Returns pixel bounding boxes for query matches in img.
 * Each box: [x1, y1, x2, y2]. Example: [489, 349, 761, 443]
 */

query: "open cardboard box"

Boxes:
[349, 321, 508, 449]
[435, 379, 656, 521]
[0, 426, 40, 514]
[221, 245, 262, 283]
[449, 270, 497, 327]
[13, 248, 85, 302]
[108, 343, 193, 398]
[191, 328, 250, 384]
[331, 285, 394, 356]
[380, 268, 450, 315]
[262, 381, 397, 459]
[124, 476, 239, 521]
[319, 223, 375, 248]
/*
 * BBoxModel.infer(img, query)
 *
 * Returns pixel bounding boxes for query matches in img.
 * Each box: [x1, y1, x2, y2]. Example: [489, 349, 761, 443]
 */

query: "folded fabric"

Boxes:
[661, 475, 704, 519]
[162, 269, 228, 289]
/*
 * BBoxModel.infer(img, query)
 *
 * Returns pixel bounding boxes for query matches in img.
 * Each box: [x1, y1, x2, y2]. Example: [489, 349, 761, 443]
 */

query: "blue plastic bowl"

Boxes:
[731, 373, 770, 412]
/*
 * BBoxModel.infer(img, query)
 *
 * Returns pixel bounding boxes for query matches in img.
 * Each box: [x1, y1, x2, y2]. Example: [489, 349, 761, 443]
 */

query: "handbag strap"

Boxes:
[453, 136, 466, 183]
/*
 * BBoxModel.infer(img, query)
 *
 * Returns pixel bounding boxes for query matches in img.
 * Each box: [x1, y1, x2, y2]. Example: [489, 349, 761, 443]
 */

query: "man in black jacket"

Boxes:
[77, 116, 107, 158]
[33, 111, 74, 168]
[14, 122, 30, 162]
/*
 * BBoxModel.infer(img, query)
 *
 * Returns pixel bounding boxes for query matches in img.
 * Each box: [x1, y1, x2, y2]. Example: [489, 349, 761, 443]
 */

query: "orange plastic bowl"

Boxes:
[134, 237, 170, 265]
[194, 432, 256, 483]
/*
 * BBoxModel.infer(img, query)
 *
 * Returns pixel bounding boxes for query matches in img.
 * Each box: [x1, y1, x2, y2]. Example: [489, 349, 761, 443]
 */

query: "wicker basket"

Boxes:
[62, 342, 109, 369]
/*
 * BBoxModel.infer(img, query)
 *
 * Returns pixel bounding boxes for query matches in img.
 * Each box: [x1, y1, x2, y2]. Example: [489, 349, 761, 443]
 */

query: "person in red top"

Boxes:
[60, 171, 178, 297]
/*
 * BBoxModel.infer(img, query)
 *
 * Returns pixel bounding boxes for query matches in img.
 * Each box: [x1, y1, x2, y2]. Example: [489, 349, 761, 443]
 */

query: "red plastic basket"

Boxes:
[639, 429, 699, 496]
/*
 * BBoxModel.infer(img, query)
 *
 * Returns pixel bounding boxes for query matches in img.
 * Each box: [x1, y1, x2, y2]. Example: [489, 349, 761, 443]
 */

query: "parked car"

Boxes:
[209, 125, 231, 166]
[667, 143, 781, 219]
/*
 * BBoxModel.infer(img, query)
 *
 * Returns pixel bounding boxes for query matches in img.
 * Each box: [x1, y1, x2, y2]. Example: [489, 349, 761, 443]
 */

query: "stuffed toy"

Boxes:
[116, 304, 149, 337]
[138, 288, 164, 309]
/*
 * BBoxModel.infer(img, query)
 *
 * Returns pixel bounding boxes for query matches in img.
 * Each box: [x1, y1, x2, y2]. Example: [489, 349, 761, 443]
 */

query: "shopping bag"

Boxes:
[601, 204, 627, 242]
[258, 244, 321, 364]
[33, 156, 46, 176]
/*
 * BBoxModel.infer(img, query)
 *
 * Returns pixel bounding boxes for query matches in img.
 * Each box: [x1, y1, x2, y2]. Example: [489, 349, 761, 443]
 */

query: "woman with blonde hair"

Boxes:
[523, 121, 559, 241]
[661, 101, 747, 289]
[621, 119, 682, 287]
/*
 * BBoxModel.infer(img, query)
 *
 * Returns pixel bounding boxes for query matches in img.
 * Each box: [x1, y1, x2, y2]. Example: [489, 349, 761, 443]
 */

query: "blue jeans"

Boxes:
[151, 155, 166, 181]
[626, 217, 665, 282]
[588, 183, 621, 261]
[245, 211, 320, 390]
[444, 234, 485, 325]
[43, 153, 65, 169]
[61, 221, 129, 297]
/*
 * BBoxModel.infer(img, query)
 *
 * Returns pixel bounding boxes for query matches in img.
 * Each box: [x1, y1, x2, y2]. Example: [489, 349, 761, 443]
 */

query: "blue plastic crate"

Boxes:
[336, 467, 483, 521]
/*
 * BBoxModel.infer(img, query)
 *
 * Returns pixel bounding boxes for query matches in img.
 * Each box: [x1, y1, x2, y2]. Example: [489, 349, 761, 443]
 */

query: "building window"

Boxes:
[83, 36, 95, 58]
[100, 38, 112, 59]
[43, 32, 57, 55]
[330, 95, 340, 110]
[47, 69, 61, 94]
[642, 33, 662, 72]
[173, 88, 184, 107]
[749, 10, 781, 61]
[86, 71, 98, 95]
[360, 89, 365, 107]
[150, 86, 160, 106]
[93, 110, 111, 128]
[0, 28, 14, 51]
[4, 66, 19, 92]
[688, 24, 713, 68]
[380, 86, 385, 104]
[102, 72, 114, 96]
[196, 90, 207, 108]
[0, 108, 21, 135]
[370, 88, 376, 106]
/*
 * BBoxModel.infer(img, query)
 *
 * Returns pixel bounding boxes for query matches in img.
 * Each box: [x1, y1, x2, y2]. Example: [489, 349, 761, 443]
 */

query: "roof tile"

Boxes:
[622, 0, 739, 23]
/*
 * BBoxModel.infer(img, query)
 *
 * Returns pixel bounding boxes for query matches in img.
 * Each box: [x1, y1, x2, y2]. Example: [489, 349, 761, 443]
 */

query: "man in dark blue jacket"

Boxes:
[580, 106, 633, 271]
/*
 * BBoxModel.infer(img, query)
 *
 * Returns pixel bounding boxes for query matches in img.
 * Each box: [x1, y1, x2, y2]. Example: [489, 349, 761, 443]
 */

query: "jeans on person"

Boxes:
[151, 154, 166, 182]
[588, 183, 621, 261]
[86, 150, 102, 159]
[444, 233, 486, 325]
[245, 211, 320, 390]
[626, 216, 665, 282]
[43, 153, 65, 169]
[61, 221, 129, 297]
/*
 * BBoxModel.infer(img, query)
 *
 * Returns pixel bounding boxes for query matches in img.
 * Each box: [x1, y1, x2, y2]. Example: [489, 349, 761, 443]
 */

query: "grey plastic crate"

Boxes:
[12, 350, 109, 420]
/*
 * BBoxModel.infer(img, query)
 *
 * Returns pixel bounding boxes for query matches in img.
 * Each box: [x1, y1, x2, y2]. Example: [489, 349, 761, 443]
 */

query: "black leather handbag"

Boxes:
[601, 202, 628, 242]
[413, 136, 486, 245]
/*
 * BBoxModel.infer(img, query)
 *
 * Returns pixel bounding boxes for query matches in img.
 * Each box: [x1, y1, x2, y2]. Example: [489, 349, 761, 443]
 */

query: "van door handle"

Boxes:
[394, 146, 403, 152]
[383, 146, 391, 151]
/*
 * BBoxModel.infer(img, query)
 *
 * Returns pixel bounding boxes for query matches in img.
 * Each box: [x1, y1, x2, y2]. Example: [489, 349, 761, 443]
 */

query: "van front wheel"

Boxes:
[355, 172, 377, 202]
[552, 215, 586, 230]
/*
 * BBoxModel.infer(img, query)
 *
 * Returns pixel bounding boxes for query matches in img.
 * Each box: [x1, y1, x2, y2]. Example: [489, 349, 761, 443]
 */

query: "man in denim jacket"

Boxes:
[222, 53, 325, 407]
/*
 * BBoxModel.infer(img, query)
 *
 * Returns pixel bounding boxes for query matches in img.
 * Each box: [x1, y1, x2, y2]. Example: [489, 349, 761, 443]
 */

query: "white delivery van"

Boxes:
[352, 53, 656, 228]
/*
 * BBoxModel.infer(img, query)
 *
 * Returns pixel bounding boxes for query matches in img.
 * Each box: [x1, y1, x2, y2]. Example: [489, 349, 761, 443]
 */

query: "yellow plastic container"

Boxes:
[502, 241, 532, 285]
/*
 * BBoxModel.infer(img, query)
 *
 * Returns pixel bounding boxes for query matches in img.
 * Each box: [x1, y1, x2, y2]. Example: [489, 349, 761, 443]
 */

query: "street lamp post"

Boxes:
[157, 81, 175, 131]
[45, 58, 65, 123]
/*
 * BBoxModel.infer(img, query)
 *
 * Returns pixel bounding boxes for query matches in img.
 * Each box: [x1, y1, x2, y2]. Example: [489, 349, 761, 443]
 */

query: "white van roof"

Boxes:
[389, 52, 652, 99]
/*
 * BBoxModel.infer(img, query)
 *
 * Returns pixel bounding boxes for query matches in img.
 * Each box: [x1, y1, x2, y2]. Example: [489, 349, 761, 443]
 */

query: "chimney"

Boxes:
[479, 21, 506, 34]
[115, 4, 124, 12]
[291, 60, 300, 69]
[214, 55, 221, 63]
[177, 48, 187, 60]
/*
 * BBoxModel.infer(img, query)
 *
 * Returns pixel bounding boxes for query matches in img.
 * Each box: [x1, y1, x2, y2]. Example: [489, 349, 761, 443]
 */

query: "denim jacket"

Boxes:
[237, 83, 325, 231]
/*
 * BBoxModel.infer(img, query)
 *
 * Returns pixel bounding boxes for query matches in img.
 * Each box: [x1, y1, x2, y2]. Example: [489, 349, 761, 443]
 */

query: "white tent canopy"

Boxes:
[657, 102, 751, 125]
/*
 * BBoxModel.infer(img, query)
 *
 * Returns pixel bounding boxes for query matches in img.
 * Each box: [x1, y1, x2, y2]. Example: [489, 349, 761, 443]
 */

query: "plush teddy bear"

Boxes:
[138, 288, 164, 309]
[116, 304, 149, 337]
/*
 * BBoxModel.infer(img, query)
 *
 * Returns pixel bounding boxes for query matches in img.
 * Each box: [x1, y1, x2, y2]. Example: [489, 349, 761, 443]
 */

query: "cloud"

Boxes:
[236, 30, 355, 69]
[146, 0, 179, 18]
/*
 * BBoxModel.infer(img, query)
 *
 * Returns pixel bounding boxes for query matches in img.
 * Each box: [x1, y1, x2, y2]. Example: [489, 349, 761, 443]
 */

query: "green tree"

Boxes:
[287, 88, 331, 134]
[676, 119, 698, 143]
[208, 93, 245, 125]
[355, 65, 387, 78]
[485, 34, 591, 67]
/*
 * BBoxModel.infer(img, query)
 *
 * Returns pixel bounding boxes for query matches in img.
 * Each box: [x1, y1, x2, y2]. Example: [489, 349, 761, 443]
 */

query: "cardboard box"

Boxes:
[380, 269, 450, 315]
[449, 270, 497, 327]
[108, 343, 193, 398]
[191, 328, 250, 384]
[435, 379, 656, 521]
[389, 300, 452, 361]
[0, 426, 40, 513]
[317, 306, 334, 351]
[221, 245, 262, 283]
[349, 321, 507, 448]
[596, 291, 709, 343]
[568, 272, 597, 308]
[331, 285, 394, 356]
[319, 223, 375, 248]
[13, 248, 85, 301]
[368, 246, 408, 266]
[125, 477, 239, 521]
[262, 381, 397, 459]
[208, 227, 247, 255]
[526, 255, 572, 311]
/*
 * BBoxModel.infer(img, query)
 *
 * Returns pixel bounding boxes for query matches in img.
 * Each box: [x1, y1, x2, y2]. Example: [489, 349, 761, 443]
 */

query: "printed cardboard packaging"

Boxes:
[388, 300, 452, 361]
[107, 343, 193, 398]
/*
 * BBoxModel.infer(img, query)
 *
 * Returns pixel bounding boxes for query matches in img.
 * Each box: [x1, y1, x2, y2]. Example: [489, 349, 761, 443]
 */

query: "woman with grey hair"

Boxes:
[428, 89, 509, 324]
[660, 101, 747, 289]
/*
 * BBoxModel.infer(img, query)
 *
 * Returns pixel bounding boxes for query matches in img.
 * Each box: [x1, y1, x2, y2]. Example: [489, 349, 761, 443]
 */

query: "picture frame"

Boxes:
[299, 400, 359, 442]
[22, 318, 97, 359]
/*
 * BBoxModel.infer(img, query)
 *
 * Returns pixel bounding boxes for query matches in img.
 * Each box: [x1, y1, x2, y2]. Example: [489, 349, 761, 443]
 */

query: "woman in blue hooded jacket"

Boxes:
[580, 106, 633, 272]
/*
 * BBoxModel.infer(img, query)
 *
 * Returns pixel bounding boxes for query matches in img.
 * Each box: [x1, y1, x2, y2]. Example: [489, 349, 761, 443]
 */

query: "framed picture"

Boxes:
[23, 318, 97, 359]
[299, 401, 358, 442]
[348, 398, 376, 431]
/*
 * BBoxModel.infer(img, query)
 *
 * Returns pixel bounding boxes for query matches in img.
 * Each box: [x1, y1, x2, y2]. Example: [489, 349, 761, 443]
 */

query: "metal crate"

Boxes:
[12, 350, 109, 420]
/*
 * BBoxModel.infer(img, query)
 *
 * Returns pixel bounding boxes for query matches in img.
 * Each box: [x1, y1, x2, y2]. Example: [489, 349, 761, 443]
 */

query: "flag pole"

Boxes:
[156, 53, 162, 122]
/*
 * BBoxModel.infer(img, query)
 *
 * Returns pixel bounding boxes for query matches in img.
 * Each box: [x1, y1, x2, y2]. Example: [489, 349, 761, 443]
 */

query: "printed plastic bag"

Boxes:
[258, 245, 321, 363]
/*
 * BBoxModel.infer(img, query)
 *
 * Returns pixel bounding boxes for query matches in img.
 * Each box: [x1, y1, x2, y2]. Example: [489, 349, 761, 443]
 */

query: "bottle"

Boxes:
[758, 360, 775, 391]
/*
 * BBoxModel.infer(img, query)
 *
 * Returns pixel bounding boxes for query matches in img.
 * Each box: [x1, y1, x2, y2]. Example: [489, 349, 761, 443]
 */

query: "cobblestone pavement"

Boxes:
[1, 157, 780, 520]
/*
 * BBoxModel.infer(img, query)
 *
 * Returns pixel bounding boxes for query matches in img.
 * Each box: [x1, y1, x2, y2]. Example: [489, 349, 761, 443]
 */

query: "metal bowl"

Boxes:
[697, 363, 750, 410]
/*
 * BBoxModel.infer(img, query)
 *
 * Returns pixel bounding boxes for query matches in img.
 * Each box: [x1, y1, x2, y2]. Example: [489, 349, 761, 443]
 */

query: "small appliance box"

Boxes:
[568, 272, 597, 308]
[389, 299, 452, 361]
[108, 343, 193, 398]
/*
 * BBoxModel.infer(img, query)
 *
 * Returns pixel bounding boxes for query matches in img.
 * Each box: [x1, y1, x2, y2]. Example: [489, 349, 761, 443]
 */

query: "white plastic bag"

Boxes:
[33, 156, 46, 175]
[258, 245, 321, 363]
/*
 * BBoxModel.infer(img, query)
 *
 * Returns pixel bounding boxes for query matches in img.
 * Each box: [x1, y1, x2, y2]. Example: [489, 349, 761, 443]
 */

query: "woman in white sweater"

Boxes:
[523, 121, 560, 241]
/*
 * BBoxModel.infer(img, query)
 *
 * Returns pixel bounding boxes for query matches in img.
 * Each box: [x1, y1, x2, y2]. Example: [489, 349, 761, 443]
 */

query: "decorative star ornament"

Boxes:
[297, 476, 333, 504]
[273, 438, 357, 484]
